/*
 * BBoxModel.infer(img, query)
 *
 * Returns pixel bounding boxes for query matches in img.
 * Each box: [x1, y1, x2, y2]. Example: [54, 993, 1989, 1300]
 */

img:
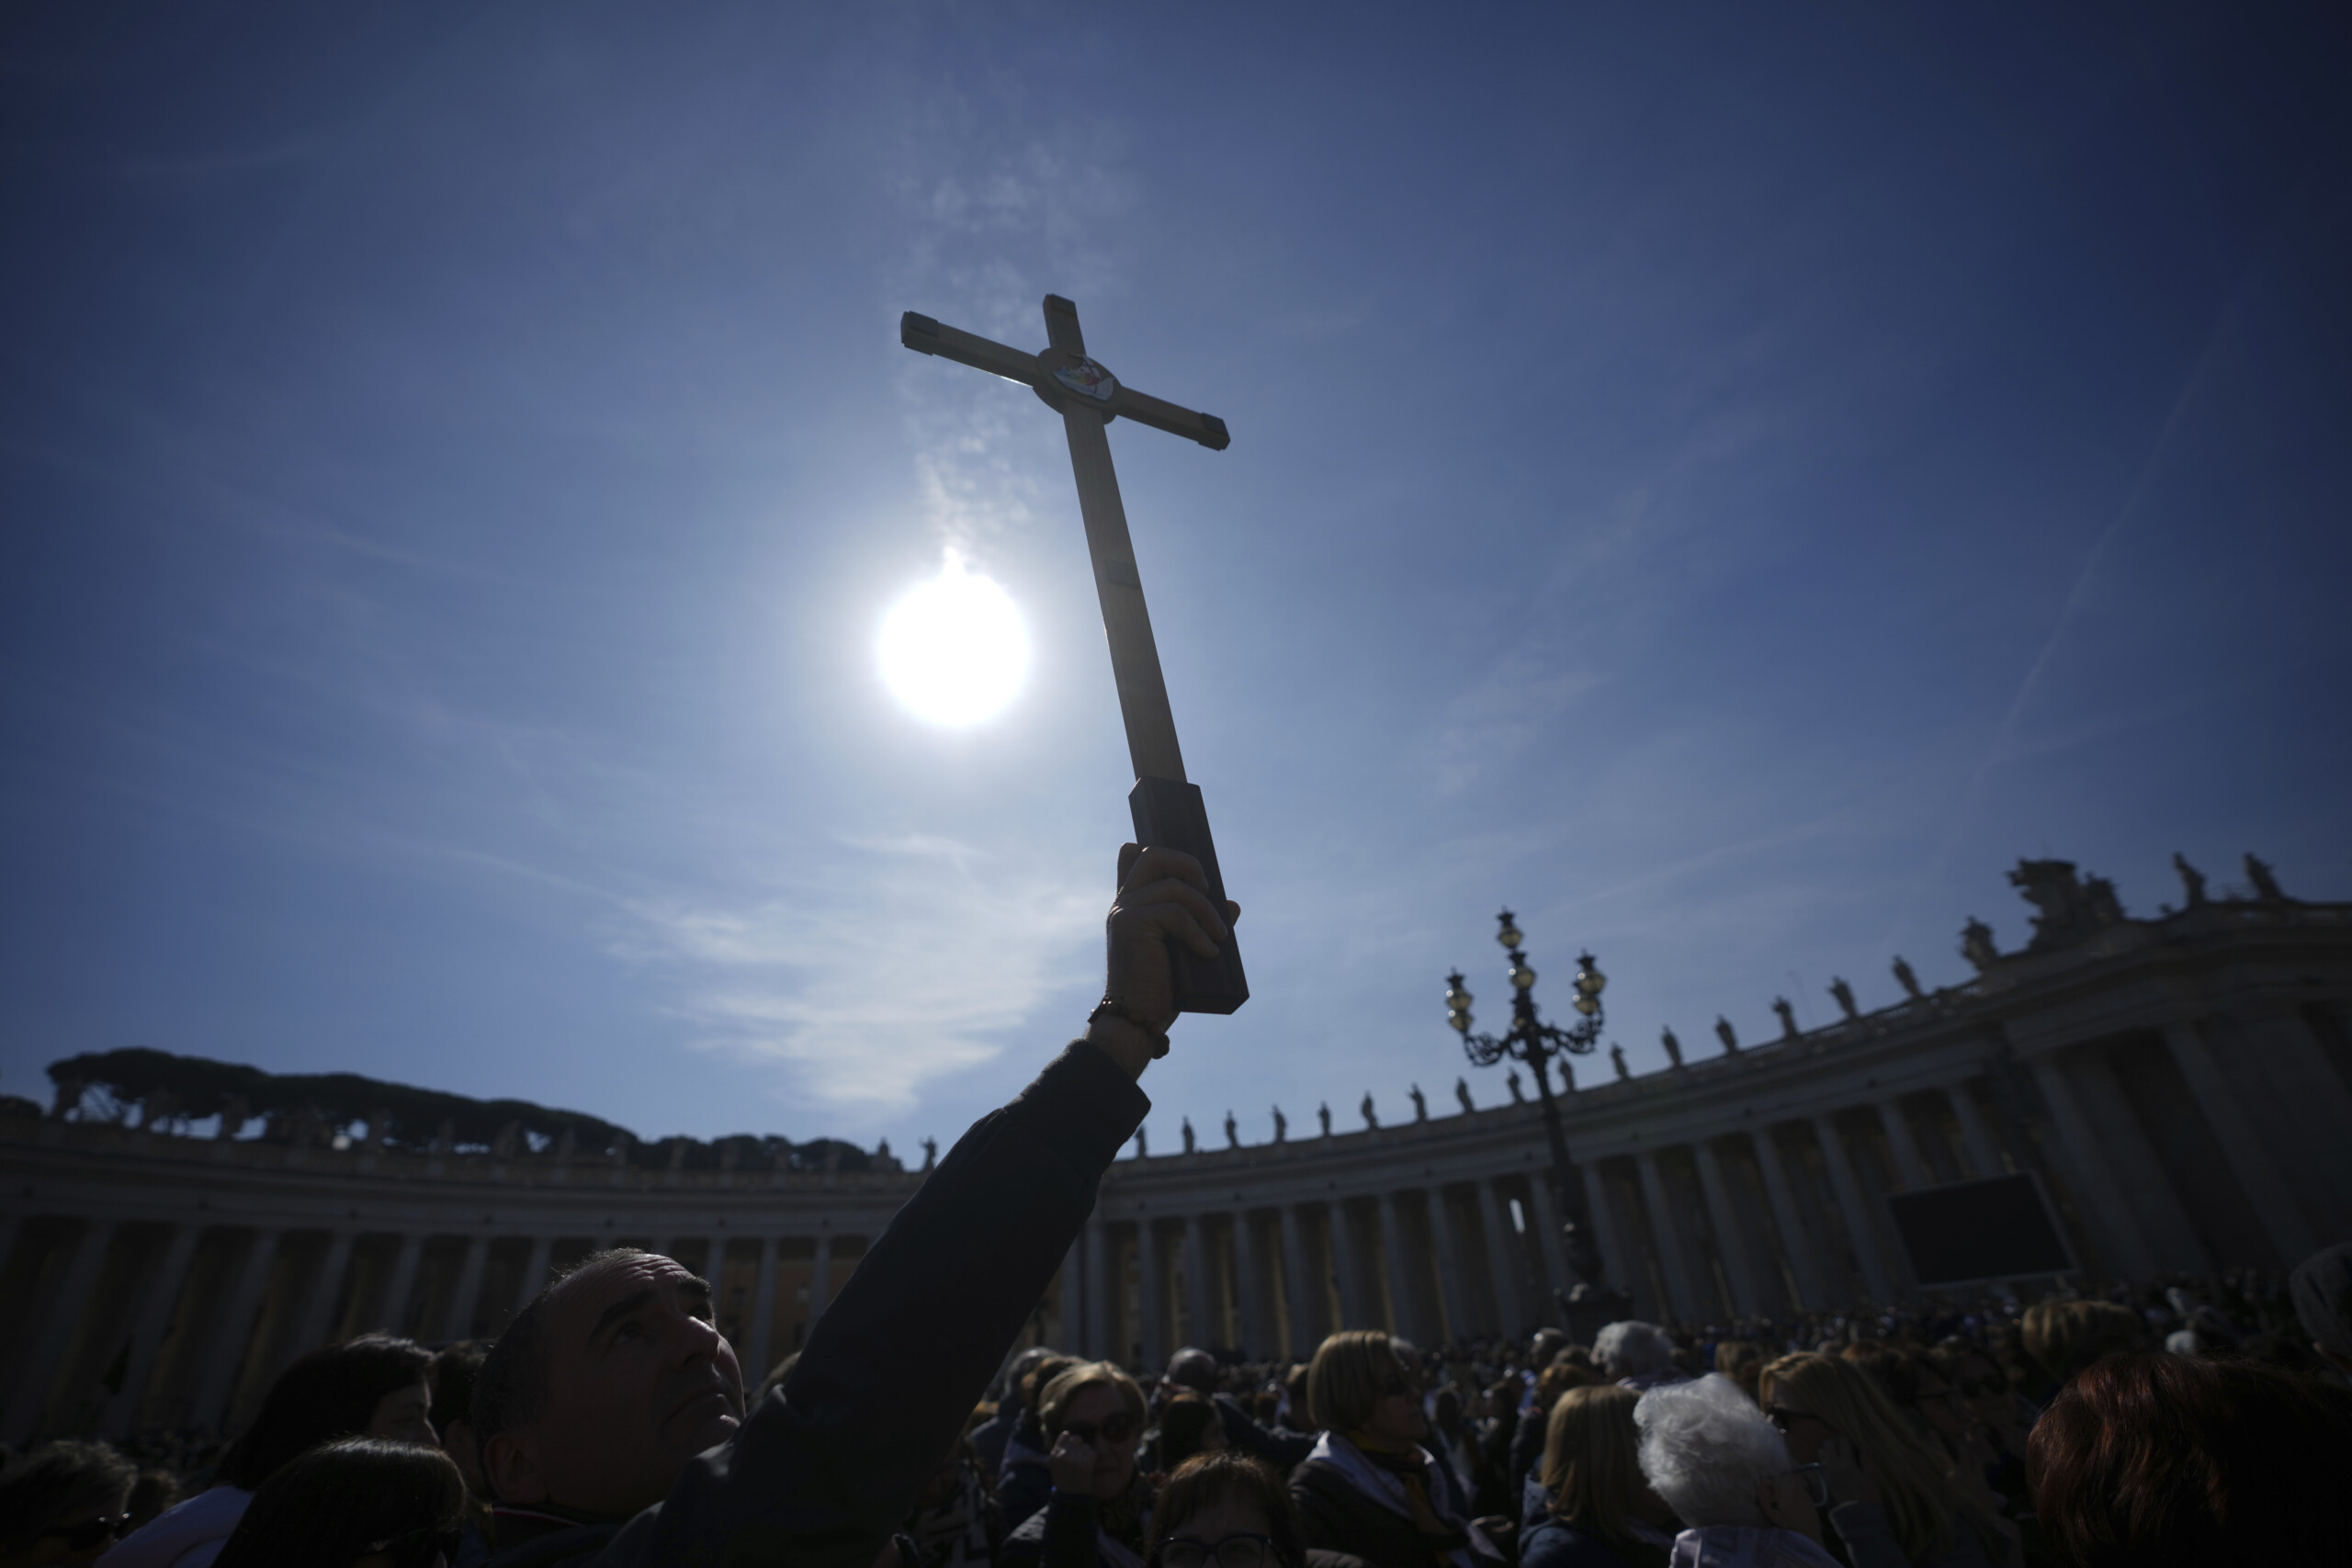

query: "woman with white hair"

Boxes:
[1632, 1376, 1836, 1568]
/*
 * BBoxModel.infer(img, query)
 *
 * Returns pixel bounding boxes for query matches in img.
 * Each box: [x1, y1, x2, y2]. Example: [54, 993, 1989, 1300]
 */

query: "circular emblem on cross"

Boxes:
[1051, 355, 1119, 403]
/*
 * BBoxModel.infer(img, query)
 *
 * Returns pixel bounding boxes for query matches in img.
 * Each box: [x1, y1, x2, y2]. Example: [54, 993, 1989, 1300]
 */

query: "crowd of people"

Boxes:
[1, 852, 2347, 1565]
[2, 1249, 2345, 1566]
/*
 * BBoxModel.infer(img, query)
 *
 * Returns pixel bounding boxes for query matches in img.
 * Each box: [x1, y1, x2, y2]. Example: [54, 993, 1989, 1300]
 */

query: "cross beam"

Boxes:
[901, 295, 1246, 1014]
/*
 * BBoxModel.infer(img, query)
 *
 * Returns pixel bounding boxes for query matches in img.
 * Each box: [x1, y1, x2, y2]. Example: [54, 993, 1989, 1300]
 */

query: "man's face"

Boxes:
[487, 1254, 746, 1519]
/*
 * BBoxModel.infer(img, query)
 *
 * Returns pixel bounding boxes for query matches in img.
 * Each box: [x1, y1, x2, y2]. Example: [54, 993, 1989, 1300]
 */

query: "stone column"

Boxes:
[744, 1236, 780, 1382]
[1176, 1216, 1208, 1350]
[2068, 1053, 2204, 1271]
[2159, 1019, 2318, 1264]
[106, 1224, 205, 1434]
[1691, 1140, 1768, 1316]
[379, 1234, 426, 1337]
[1136, 1221, 1165, 1369]
[441, 1236, 492, 1342]
[1230, 1212, 1266, 1358]
[2248, 1009, 2352, 1218]
[1875, 1101, 1931, 1190]
[1322, 1201, 1363, 1329]
[1084, 1216, 1111, 1359]
[3, 1219, 119, 1442]
[1571, 1166, 1634, 1301]
[192, 1227, 282, 1434]
[1476, 1180, 1526, 1339]
[809, 1235, 835, 1325]
[1523, 1175, 1573, 1298]
[1425, 1190, 1474, 1344]
[1634, 1154, 1700, 1321]
[2025, 1056, 2156, 1280]
[1748, 1132, 1827, 1311]
[1278, 1205, 1315, 1355]
[1374, 1192, 1419, 1343]
[1810, 1119, 1896, 1303]
[290, 1230, 357, 1357]
[1943, 1081, 2003, 1178]
[517, 1235, 556, 1313]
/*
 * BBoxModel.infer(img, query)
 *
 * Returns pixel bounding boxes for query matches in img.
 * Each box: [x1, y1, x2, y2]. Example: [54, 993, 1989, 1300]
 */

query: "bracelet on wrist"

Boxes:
[1088, 995, 1170, 1058]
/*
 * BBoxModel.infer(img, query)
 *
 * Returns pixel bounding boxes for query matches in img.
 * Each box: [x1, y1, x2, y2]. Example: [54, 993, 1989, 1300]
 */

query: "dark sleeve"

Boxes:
[999, 1463, 1052, 1533]
[1292, 1471, 1356, 1558]
[598, 1043, 1148, 1568]
[1293, 1466, 1419, 1568]
[1519, 1520, 1566, 1568]
[1036, 1492, 1105, 1568]
[1507, 1414, 1544, 1498]
[1215, 1393, 1316, 1471]
[1825, 1503, 1917, 1568]
[1474, 1412, 1518, 1517]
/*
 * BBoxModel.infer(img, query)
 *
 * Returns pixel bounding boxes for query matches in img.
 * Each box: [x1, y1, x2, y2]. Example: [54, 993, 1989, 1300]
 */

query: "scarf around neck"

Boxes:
[1306, 1432, 1495, 1568]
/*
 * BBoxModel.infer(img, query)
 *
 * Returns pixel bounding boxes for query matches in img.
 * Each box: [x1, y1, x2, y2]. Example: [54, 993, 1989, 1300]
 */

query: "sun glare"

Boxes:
[878, 558, 1030, 727]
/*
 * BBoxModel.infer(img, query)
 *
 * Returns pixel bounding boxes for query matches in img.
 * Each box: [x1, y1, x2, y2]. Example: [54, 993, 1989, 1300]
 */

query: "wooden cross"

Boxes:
[900, 294, 1247, 1014]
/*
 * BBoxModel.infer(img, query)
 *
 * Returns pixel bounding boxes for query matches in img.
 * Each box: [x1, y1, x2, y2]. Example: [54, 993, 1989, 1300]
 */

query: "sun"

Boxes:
[877, 558, 1031, 727]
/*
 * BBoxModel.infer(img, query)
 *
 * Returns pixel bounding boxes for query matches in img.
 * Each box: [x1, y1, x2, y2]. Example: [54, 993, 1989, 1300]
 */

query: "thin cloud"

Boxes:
[615, 835, 1101, 1113]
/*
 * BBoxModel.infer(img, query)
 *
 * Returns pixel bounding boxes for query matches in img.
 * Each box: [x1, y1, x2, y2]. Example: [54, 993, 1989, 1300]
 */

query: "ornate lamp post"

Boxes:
[1446, 908, 1629, 1330]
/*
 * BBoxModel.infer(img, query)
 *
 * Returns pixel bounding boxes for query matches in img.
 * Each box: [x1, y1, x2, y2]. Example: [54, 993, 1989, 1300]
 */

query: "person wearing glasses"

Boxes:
[0, 1439, 136, 1568]
[1755, 1355, 2007, 1568]
[1521, 1387, 1678, 1568]
[1290, 1331, 1510, 1568]
[1000, 1363, 1153, 1568]
[1146, 1452, 1306, 1568]
[1628, 1374, 1836, 1568]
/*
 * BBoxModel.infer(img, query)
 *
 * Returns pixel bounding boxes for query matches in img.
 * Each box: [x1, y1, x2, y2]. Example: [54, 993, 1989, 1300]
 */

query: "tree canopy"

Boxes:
[40, 1046, 873, 1170]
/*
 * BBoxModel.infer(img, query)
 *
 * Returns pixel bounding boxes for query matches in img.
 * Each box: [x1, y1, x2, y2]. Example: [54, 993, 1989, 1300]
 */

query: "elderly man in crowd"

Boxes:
[1596, 1322, 1684, 1392]
[467, 843, 1238, 1568]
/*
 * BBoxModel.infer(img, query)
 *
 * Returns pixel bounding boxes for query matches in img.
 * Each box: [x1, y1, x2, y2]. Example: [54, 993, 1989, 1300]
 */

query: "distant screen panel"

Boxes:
[1887, 1173, 2073, 1286]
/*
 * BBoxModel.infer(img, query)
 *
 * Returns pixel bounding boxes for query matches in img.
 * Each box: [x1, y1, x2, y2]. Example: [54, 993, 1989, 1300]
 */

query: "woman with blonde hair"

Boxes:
[1521, 1386, 1678, 1568]
[1001, 1361, 1153, 1568]
[1758, 1353, 2009, 1568]
[1289, 1332, 1510, 1568]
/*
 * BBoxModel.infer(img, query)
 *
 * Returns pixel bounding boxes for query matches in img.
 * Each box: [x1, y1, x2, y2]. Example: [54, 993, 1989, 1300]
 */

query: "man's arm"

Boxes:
[598, 846, 1237, 1568]
[1214, 1393, 1315, 1471]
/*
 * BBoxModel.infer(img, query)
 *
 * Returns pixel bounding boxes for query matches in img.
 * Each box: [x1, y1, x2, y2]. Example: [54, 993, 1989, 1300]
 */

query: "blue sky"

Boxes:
[5, 4, 2348, 1156]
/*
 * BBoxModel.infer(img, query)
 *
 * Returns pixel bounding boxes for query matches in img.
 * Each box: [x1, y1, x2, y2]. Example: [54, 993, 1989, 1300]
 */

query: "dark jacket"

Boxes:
[971, 1400, 1022, 1480]
[997, 1451, 1053, 1536]
[1292, 1461, 1454, 1568]
[998, 1489, 1142, 1568]
[1506, 1411, 1545, 1508]
[486, 1043, 1147, 1568]
[1518, 1517, 1655, 1568]
[1473, 1409, 1518, 1519]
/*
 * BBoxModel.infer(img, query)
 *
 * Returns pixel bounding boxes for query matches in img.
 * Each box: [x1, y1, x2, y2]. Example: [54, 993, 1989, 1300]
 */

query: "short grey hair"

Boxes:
[1634, 1374, 1789, 1528]
[1594, 1320, 1675, 1377]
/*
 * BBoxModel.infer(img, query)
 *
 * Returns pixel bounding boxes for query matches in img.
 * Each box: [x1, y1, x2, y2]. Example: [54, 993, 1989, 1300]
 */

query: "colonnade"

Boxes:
[1062, 1169, 1555, 1367]
[0, 1217, 870, 1447]
[5, 913, 2346, 1445]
